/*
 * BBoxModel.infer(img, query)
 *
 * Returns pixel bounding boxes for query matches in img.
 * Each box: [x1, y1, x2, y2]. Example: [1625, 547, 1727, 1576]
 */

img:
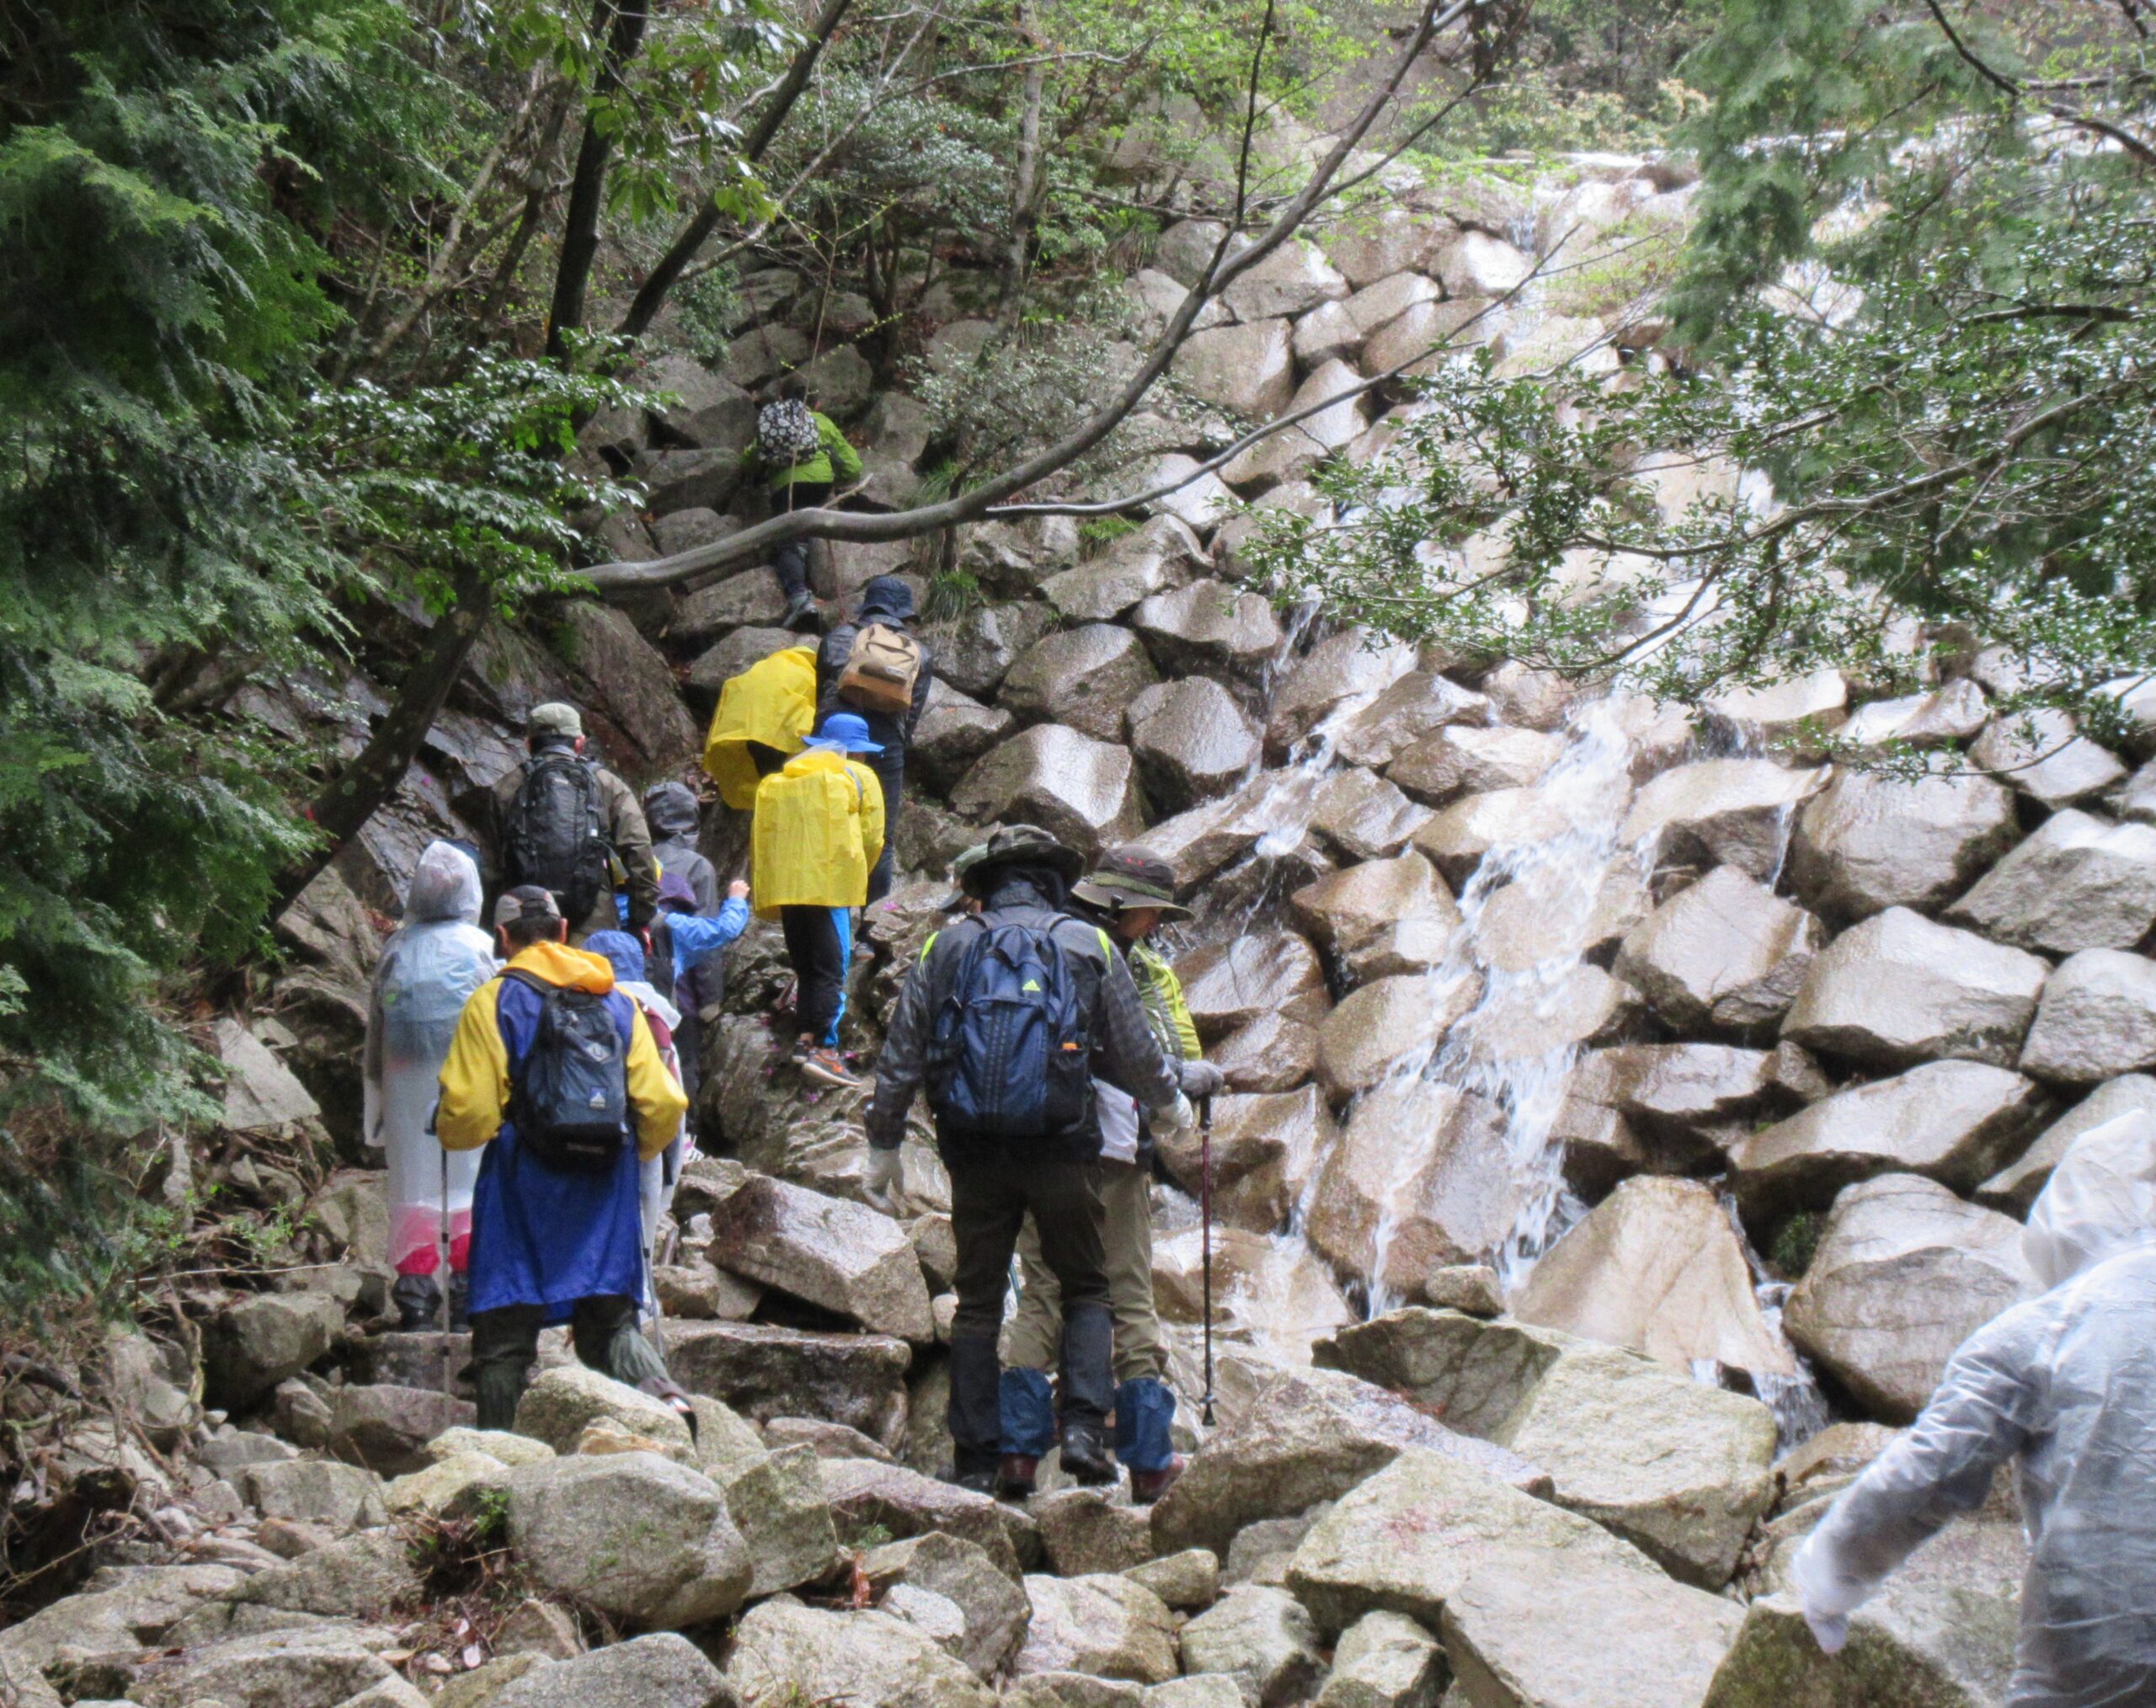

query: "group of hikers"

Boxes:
[348, 378, 2156, 1700]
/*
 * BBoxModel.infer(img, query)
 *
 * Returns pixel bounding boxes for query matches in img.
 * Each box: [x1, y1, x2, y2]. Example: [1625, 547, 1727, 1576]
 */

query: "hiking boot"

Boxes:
[996, 1454, 1040, 1501]
[795, 1043, 861, 1089]
[1129, 1454, 1186, 1505]
[392, 1273, 441, 1332]
[636, 1376, 700, 1441]
[446, 1271, 470, 1332]
[1060, 1422, 1116, 1486]
[781, 589, 817, 632]
[947, 1465, 999, 1497]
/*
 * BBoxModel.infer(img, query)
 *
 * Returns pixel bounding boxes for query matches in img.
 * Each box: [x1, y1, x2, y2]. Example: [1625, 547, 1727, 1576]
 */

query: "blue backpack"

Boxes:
[504, 972, 631, 1172]
[926, 920, 1096, 1142]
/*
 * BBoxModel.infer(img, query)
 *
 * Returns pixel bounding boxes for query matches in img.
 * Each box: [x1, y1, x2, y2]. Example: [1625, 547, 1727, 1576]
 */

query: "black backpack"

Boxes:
[926, 918, 1096, 1145]
[505, 971, 630, 1172]
[504, 750, 610, 925]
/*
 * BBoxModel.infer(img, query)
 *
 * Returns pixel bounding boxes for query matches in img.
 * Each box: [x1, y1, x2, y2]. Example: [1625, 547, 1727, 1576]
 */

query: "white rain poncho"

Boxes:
[1791, 1110, 2156, 1707]
[363, 841, 498, 1277]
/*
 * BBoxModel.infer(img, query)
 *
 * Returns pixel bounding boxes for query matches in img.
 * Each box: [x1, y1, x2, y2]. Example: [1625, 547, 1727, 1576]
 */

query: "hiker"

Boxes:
[364, 841, 499, 1332]
[862, 825, 1193, 1495]
[643, 782, 719, 912]
[1791, 1109, 2156, 1706]
[585, 929, 689, 1303]
[489, 702, 658, 941]
[1001, 846, 1224, 1502]
[739, 375, 862, 632]
[642, 784, 722, 1121]
[702, 642, 819, 811]
[817, 574, 931, 905]
[436, 886, 692, 1431]
[751, 712, 884, 1089]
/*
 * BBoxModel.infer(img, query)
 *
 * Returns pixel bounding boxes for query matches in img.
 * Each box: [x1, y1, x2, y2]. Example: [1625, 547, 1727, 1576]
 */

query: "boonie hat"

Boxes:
[1071, 846, 1193, 921]
[961, 823, 1084, 896]
[529, 702, 584, 739]
[494, 884, 563, 928]
[803, 711, 884, 754]
[941, 842, 992, 911]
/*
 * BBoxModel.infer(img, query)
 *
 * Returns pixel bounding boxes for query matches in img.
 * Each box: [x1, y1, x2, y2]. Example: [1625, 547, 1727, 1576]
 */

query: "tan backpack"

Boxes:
[835, 622, 924, 717]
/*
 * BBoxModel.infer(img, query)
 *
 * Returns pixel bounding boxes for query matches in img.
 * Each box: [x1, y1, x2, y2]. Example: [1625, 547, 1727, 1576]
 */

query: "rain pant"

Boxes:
[584, 931, 691, 1312]
[435, 940, 687, 1320]
[703, 644, 818, 810]
[1791, 1110, 2156, 1707]
[363, 841, 497, 1278]
[750, 748, 884, 919]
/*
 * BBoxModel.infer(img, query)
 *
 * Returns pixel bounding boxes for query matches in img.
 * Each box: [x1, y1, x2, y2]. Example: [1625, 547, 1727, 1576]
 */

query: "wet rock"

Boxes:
[1476, 662, 1573, 733]
[1294, 297, 1364, 366]
[673, 571, 786, 648]
[820, 1457, 1027, 1577]
[1205, 1012, 1323, 1093]
[1174, 318, 1298, 419]
[328, 1384, 472, 1476]
[1469, 857, 1649, 974]
[861, 1532, 1031, 1677]
[1563, 1043, 1816, 1161]
[950, 723, 1144, 860]
[664, 1321, 910, 1448]
[1969, 708, 2127, 808]
[1284, 1448, 1658, 1636]
[1314, 971, 1480, 1100]
[1977, 1072, 2156, 1213]
[1447, 963, 1636, 1068]
[125, 1627, 398, 1708]
[1426, 1265, 1504, 1317]
[1704, 670, 1849, 744]
[906, 681, 1014, 793]
[1013, 1575, 1179, 1684]
[707, 1174, 933, 1341]
[1128, 677, 1262, 812]
[203, 1292, 344, 1412]
[1223, 358, 1369, 488]
[1781, 907, 2048, 1070]
[724, 1601, 995, 1708]
[686, 627, 799, 700]
[1387, 724, 1562, 806]
[1176, 933, 1330, 1040]
[1410, 787, 1580, 887]
[486, 1635, 734, 1708]
[1785, 1175, 2034, 1423]
[1314, 1609, 1445, 1708]
[1291, 853, 1464, 987]
[1132, 580, 1284, 679]
[1442, 1548, 1744, 1708]
[2019, 948, 2156, 1084]
[1030, 1488, 1154, 1577]
[1155, 1087, 1334, 1234]
[1945, 807, 2156, 953]
[1620, 759, 1825, 879]
[1265, 630, 1418, 757]
[1700, 1586, 2016, 1708]
[1310, 767, 1433, 861]
[1180, 1586, 1324, 1706]
[236, 1460, 387, 1531]
[1615, 866, 1824, 1033]
[558, 602, 699, 773]
[931, 600, 1059, 699]
[1223, 238, 1349, 320]
[231, 1529, 419, 1618]
[1001, 624, 1162, 743]
[1513, 1177, 1797, 1377]
[1361, 299, 1492, 379]
[1126, 1549, 1220, 1612]
[1043, 518, 1203, 622]
[648, 508, 739, 561]
[1150, 1366, 1549, 1558]
[513, 1366, 696, 1460]
[1729, 1061, 2050, 1221]
[720, 1443, 840, 1596]
[1333, 674, 1493, 770]
[1315, 1310, 1571, 1449]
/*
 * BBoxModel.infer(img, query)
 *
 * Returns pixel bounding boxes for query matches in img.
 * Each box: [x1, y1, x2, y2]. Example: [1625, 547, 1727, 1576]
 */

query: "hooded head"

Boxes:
[856, 575, 915, 626]
[643, 781, 702, 842]
[2023, 1110, 2156, 1290]
[403, 841, 484, 926]
[584, 930, 648, 988]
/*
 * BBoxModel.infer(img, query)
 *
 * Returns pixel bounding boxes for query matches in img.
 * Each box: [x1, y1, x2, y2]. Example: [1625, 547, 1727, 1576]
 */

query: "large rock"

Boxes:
[1314, 972, 1480, 1099]
[819, 1457, 1027, 1577]
[502, 1451, 751, 1627]
[1789, 768, 2020, 923]
[1945, 807, 2156, 953]
[1701, 1587, 2017, 1708]
[1305, 1078, 1522, 1300]
[1560, 1043, 1817, 1156]
[1313, 1609, 1446, 1708]
[328, 1382, 473, 1476]
[1620, 759, 1826, 878]
[1173, 318, 1297, 419]
[558, 602, 699, 774]
[1014, 1575, 1179, 1684]
[203, 1292, 344, 1411]
[1435, 230, 1532, 296]
[861, 1532, 1031, 1678]
[1127, 677, 1262, 812]
[124, 1627, 399, 1708]
[1179, 1586, 1325, 1706]
[1042, 517, 1203, 622]
[486, 1635, 737, 1708]
[237, 1459, 387, 1530]
[2016, 948, 2156, 1084]
[1223, 239, 1349, 320]
[724, 1600, 995, 1708]
[1780, 907, 2048, 1070]
[1785, 1175, 2034, 1423]
[1283, 1447, 1660, 1636]
[1291, 853, 1464, 986]
[1001, 625, 1162, 743]
[1155, 1086, 1334, 1234]
[1728, 1061, 2049, 1222]
[1513, 1177, 1796, 1377]
[512, 1365, 695, 1459]
[663, 1321, 910, 1447]
[720, 1443, 840, 1596]
[214, 1016, 323, 1133]
[707, 1175, 932, 1341]
[1412, 787, 1585, 887]
[910, 679, 1015, 793]
[1333, 674, 1492, 770]
[1361, 298, 1490, 379]
[1614, 866, 1824, 1033]
[1132, 580, 1284, 679]
[1441, 1550, 1744, 1708]
[1387, 724, 1562, 806]
[0, 1562, 246, 1667]
[1969, 708, 2127, 808]
[1704, 670, 1849, 744]
[1325, 209, 1448, 286]
[932, 600, 1058, 698]
[1176, 932, 1329, 1040]
[1310, 767, 1433, 862]
[1977, 1073, 2156, 1213]
[950, 723, 1144, 860]
[1150, 1367, 1547, 1557]
[1265, 629, 1418, 756]
[1223, 358, 1369, 488]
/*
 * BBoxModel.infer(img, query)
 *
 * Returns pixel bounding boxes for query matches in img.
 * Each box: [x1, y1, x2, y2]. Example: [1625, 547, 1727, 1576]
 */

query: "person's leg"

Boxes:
[780, 905, 843, 1043]
[568, 1293, 671, 1390]
[867, 752, 903, 904]
[1025, 1157, 1114, 1481]
[946, 1153, 1027, 1487]
[998, 1214, 1061, 1481]
[771, 481, 831, 626]
[469, 1304, 543, 1430]
[1095, 1161, 1177, 1491]
[826, 906, 851, 1046]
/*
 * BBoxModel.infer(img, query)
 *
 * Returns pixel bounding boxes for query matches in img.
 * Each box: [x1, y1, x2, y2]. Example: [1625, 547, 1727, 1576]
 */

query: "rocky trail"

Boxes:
[9, 134, 2156, 1708]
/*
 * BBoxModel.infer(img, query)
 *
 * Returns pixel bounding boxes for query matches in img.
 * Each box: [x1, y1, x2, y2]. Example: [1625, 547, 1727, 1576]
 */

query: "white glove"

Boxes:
[863, 1146, 904, 1207]
[1156, 1093, 1197, 1135]
[1790, 1529, 1858, 1655]
[1803, 1607, 1849, 1655]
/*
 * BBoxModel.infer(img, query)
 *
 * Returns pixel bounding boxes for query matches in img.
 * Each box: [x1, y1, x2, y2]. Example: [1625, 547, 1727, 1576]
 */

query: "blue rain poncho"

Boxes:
[363, 841, 498, 1277]
[1791, 1110, 2156, 1707]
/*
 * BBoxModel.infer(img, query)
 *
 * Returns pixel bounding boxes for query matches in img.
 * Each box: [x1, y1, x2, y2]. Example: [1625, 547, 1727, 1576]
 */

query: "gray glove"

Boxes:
[863, 1145, 904, 1208]
[1178, 1059, 1225, 1100]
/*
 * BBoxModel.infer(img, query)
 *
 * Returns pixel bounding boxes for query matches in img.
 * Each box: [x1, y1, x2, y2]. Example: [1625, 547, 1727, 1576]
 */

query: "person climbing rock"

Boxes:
[1000, 846, 1225, 1502]
[641, 783, 722, 1124]
[750, 712, 884, 1088]
[584, 929, 689, 1316]
[1791, 1109, 2156, 1706]
[488, 702, 658, 941]
[643, 782, 719, 913]
[702, 640, 819, 811]
[435, 886, 692, 1432]
[816, 574, 931, 905]
[740, 374, 862, 631]
[861, 825, 1192, 1497]
[364, 841, 499, 1332]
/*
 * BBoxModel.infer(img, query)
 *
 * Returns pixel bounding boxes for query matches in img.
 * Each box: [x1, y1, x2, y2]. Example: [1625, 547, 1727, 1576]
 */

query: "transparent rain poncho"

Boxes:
[1791, 1110, 2156, 1707]
[363, 842, 499, 1277]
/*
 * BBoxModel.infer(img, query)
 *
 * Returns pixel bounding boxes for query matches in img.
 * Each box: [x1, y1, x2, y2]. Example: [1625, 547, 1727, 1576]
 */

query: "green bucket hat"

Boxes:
[960, 823, 1085, 897]
[1070, 846, 1193, 921]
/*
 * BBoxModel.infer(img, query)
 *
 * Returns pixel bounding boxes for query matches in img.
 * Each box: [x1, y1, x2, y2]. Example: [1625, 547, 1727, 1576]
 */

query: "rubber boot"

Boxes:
[446, 1271, 470, 1333]
[946, 1334, 1003, 1490]
[392, 1273, 441, 1332]
[998, 1368, 1055, 1500]
[1058, 1302, 1117, 1486]
[1114, 1376, 1183, 1503]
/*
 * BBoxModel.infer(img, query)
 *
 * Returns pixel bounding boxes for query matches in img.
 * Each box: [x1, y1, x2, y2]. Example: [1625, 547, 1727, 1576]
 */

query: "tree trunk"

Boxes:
[545, 0, 651, 361]
[995, 3, 1047, 328]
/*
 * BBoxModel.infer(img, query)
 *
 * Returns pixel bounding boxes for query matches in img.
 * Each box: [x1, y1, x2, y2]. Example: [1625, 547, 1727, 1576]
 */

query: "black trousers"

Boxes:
[946, 1149, 1112, 1473]
[469, 1295, 669, 1431]
[866, 750, 903, 905]
[781, 904, 846, 1046]
[771, 480, 832, 600]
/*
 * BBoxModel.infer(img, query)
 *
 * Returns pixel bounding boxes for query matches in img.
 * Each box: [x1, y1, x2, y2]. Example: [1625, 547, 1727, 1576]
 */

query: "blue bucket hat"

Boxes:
[584, 929, 647, 986]
[803, 711, 884, 754]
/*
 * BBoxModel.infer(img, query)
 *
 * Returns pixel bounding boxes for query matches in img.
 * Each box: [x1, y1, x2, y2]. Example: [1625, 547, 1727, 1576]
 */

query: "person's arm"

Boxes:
[624, 999, 690, 1160]
[903, 638, 934, 743]
[608, 780, 661, 928]
[435, 981, 510, 1150]
[1085, 929, 1182, 1114]
[361, 975, 387, 1146]
[855, 764, 885, 878]
[865, 937, 943, 1149]
[815, 625, 851, 725]
[686, 852, 720, 915]
[820, 414, 864, 484]
[739, 442, 762, 477]
[669, 895, 750, 972]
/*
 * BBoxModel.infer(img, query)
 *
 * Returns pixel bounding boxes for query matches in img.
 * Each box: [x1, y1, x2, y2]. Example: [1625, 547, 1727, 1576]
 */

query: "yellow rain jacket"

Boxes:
[750, 748, 885, 919]
[702, 643, 818, 810]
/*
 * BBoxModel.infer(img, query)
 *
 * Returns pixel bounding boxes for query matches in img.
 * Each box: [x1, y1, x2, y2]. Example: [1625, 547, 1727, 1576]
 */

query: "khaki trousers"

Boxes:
[1003, 1157, 1166, 1385]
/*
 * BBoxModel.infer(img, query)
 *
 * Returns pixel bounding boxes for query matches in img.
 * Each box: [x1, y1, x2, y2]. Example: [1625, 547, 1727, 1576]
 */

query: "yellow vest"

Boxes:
[702, 644, 818, 810]
[750, 749, 886, 917]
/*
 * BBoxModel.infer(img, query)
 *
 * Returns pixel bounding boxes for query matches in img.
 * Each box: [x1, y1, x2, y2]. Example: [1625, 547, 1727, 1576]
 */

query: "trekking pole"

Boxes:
[1198, 1093, 1216, 1428]
[438, 1145, 453, 1406]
